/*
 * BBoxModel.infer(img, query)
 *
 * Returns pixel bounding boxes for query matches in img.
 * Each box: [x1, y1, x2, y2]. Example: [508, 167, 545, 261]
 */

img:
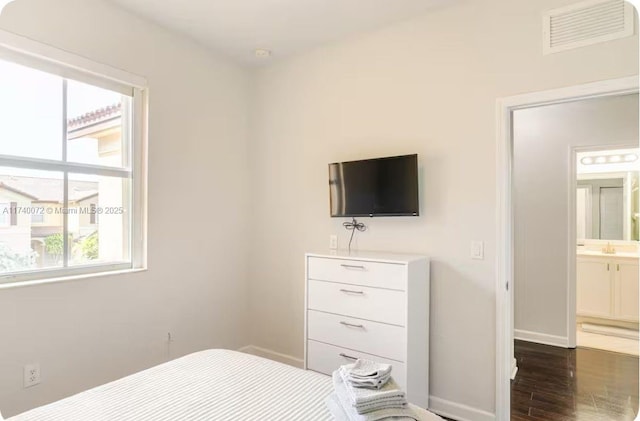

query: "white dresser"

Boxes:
[304, 251, 430, 409]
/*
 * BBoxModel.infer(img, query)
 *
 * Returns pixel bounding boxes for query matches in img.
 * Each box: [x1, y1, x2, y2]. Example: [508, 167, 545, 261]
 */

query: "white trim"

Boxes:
[0, 155, 132, 178]
[581, 322, 640, 339]
[495, 94, 513, 421]
[131, 88, 148, 270]
[497, 76, 639, 110]
[0, 267, 146, 290]
[0, 28, 147, 90]
[428, 396, 495, 421]
[514, 329, 569, 347]
[0, 262, 132, 285]
[496, 75, 639, 421]
[238, 345, 496, 420]
[568, 144, 577, 349]
[0, 31, 149, 282]
[510, 358, 518, 380]
[238, 345, 304, 369]
[304, 255, 309, 369]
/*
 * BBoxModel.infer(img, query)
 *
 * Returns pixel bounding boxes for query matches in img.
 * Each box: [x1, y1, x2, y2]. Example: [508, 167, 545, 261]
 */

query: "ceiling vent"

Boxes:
[543, 0, 635, 54]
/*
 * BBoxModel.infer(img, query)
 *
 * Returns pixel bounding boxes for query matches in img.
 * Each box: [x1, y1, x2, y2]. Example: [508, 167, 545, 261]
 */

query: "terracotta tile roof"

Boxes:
[0, 176, 98, 202]
[67, 103, 122, 130]
[31, 226, 63, 238]
[0, 182, 38, 200]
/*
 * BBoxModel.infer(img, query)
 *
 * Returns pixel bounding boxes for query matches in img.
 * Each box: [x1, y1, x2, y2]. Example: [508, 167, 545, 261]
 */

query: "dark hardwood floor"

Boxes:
[512, 340, 639, 420]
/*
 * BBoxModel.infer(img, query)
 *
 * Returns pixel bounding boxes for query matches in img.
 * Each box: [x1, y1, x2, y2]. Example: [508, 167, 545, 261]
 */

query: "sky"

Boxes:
[0, 57, 128, 180]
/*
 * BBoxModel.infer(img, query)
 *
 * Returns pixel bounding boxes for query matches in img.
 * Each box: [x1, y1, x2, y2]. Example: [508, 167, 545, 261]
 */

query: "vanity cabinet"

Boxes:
[577, 258, 612, 318]
[577, 256, 639, 322]
[616, 261, 639, 321]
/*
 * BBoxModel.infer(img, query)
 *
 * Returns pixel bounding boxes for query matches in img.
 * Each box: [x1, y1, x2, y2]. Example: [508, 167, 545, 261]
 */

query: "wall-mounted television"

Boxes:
[329, 154, 419, 217]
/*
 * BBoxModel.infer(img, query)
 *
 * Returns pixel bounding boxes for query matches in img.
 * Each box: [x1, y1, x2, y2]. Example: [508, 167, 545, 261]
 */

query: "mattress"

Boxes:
[8, 349, 334, 421]
[8, 349, 443, 421]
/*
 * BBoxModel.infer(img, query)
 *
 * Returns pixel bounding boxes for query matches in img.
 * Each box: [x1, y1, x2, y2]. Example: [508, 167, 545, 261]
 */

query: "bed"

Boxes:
[7, 350, 441, 421]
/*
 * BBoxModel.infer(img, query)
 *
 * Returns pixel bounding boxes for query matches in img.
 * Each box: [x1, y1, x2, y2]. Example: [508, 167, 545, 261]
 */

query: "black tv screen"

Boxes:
[329, 154, 419, 217]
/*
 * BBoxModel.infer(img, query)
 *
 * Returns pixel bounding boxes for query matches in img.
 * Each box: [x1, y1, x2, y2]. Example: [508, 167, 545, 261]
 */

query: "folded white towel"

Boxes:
[345, 359, 393, 380]
[354, 399, 408, 415]
[337, 370, 406, 405]
[330, 376, 419, 420]
[340, 365, 391, 389]
[326, 392, 350, 421]
[334, 370, 407, 414]
[327, 393, 447, 421]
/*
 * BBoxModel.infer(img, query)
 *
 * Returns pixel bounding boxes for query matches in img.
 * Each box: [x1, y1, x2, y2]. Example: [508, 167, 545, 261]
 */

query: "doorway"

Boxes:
[495, 76, 639, 420]
[511, 93, 638, 352]
[575, 146, 639, 356]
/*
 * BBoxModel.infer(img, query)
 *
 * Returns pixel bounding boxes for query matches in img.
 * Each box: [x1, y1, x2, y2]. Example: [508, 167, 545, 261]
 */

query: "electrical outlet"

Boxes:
[24, 363, 41, 388]
[329, 235, 338, 250]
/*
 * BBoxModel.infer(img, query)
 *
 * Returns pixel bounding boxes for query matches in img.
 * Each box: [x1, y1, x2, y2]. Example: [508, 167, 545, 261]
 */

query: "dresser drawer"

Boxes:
[307, 310, 406, 361]
[307, 280, 406, 326]
[306, 340, 407, 389]
[307, 257, 406, 290]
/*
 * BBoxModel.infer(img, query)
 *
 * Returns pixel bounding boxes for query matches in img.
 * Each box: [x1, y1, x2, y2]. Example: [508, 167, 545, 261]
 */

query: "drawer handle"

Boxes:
[340, 321, 365, 329]
[341, 264, 366, 270]
[339, 353, 358, 361]
[340, 289, 364, 295]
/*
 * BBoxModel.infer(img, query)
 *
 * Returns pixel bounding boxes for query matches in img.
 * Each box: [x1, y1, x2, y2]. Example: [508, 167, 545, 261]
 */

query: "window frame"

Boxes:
[0, 29, 148, 286]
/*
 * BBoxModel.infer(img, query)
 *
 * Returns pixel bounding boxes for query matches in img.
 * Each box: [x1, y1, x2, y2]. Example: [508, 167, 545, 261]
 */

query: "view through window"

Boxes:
[0, 57, 134, 278]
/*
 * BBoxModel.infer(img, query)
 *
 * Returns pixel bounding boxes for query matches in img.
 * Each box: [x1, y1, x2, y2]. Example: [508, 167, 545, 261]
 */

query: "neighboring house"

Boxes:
[0, 176, 99, 266]
[0, 182, 38, 254]
[0, 103, 122, 268]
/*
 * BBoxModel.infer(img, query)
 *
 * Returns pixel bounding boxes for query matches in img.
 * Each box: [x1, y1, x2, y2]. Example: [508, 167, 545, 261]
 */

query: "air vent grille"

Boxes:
[543, 0, 635, 54]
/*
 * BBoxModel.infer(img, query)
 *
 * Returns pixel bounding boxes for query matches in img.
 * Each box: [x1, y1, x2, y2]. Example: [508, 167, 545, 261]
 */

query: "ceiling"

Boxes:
[109, 0, 449, 65]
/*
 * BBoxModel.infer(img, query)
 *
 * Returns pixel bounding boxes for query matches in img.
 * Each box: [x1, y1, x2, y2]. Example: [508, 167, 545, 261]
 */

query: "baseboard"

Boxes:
[238, 345, 304, 368]
[239, 346, 494, 421]
[511, 357, 518, 380]
[515, 329, 568, 347]
[581, 323, 639, 339]
[578, 315, 639, 331]
[429, 396, 495, 421]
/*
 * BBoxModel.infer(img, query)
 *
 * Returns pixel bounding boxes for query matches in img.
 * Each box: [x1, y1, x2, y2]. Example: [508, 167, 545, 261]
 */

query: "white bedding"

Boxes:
[7, 350, 443, 421]
[9, 350, 333, 421]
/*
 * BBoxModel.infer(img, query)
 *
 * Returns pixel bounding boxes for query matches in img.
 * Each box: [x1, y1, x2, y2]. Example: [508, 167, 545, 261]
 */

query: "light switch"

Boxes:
[329, 235, 338, 250]
[471, 241, 484, 260]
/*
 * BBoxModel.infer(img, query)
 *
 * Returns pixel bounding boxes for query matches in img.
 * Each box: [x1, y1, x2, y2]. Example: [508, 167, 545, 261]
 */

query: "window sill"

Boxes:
[0, 267, 147, 290]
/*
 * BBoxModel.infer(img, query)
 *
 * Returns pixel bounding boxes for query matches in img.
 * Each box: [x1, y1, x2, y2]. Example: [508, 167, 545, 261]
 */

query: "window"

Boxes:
[31, 212, 44, 224]
[0, 203, 9, 227]
[90, 203, 97, 225]
[0, 41, 146, 284]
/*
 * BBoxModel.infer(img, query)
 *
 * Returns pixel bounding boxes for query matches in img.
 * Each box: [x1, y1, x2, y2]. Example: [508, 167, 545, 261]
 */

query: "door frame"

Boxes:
[495, 75, 638, 420]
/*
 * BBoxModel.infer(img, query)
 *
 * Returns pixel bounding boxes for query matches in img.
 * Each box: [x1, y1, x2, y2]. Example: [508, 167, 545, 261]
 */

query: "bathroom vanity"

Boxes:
[577, 250, 639, 323]
[575, 157, 639, 326]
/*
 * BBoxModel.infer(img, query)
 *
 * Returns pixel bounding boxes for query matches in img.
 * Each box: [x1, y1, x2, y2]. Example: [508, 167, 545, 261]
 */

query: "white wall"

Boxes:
[0, 0, 637, 419]
[248, 0, 638, 417]
[513, 94, 639, 342]
[0, 0, 250, 416]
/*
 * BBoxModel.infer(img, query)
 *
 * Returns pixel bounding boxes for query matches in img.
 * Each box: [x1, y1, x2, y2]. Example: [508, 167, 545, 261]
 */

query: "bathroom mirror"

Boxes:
[576, 149, 639, 241]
